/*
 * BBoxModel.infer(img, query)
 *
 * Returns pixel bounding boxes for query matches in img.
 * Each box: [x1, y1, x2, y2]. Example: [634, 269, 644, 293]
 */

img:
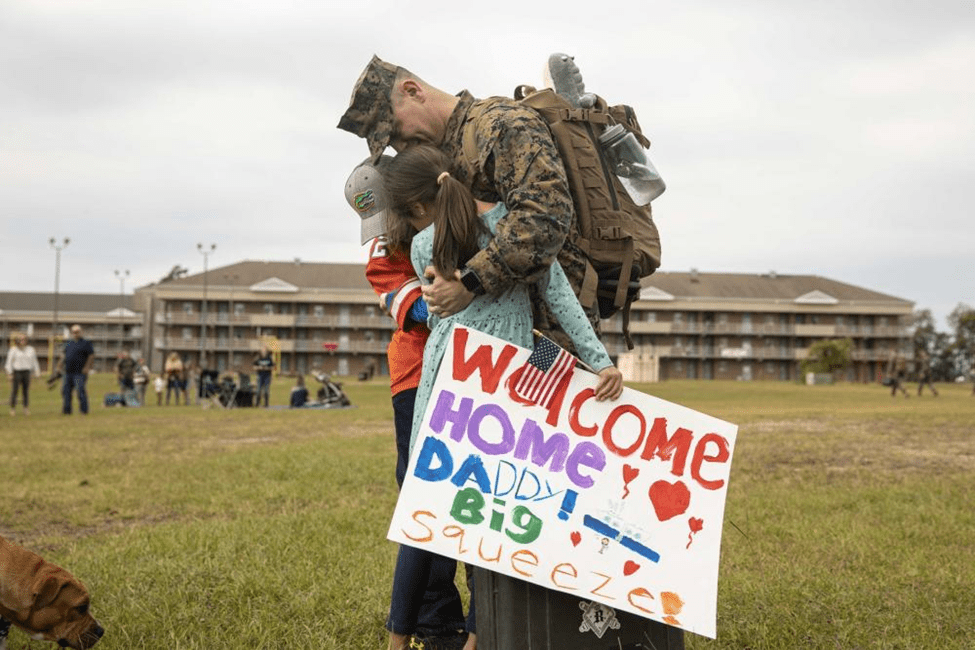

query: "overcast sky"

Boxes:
[2, 0, 972, 328]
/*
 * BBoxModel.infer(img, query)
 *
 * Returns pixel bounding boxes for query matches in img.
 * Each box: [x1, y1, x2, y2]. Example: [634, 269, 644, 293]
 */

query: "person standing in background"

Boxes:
[164, 352, 184, 405]
[915, 349, 938, 397]
[58, 325, 95, 415]
[133, 356, 151, 406]
[252, 345, 275, 408]
[5, 333, 41, 416]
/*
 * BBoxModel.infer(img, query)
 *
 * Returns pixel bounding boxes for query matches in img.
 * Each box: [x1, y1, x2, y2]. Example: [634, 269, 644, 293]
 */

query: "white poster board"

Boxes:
[388, 325, 738, 638]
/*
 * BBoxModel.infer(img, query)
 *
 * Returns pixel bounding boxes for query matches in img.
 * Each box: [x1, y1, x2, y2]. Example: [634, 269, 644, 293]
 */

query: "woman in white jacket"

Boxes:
[5, 333, 41, 416]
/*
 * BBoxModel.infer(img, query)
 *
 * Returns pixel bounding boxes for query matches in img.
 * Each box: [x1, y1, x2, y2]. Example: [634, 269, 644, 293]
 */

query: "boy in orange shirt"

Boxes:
[346, 161, 469, 650]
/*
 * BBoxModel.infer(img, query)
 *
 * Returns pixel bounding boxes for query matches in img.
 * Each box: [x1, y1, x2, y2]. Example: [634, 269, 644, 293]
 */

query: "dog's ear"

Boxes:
[32, 575, 66, 610]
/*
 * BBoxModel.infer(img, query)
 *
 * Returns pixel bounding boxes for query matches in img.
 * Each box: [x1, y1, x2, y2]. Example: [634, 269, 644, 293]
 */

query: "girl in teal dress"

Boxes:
[382, 144, 623, 650]
[383, 145, 623, 456]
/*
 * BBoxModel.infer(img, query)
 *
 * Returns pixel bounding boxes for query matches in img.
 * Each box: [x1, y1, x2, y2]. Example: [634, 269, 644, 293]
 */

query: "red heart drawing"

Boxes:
[689, 517, 704, 533]
[623, 560, 640, 576]
[570, 531, 582, 547]
[648, 480, 691, 521]
[622, 463, 640, 484]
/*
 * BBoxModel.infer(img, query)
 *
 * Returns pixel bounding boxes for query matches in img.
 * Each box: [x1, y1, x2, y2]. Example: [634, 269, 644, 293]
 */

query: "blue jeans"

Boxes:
[388, 389, 468, 637]
[256, 373, 271, 407]
[62, 372, 89, 414]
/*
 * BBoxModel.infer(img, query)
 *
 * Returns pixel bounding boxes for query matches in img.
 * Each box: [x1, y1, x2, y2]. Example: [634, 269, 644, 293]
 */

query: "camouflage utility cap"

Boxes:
[337, 55, 398, 163]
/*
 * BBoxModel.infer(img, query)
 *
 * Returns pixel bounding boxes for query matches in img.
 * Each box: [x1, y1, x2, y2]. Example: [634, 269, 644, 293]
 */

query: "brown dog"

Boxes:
[0, 536, 103, 649]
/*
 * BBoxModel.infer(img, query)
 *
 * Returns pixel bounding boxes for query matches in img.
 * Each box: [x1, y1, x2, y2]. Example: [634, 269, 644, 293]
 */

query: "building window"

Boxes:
[673, 312, 684, 324]
[314, 305, 325, 318]
[718, 313, 728, 325]
[264, 303, 274, 315]
[279, 303, 291, 315]
[183, 302, 193, 314]
[718, 361, 728, 373]
[234, 303, 245, 316]
[365, 305, 376, 318]
[646, 311, 656, 322]
[182, 327, 192, 340]
[365, 331, 375, 342]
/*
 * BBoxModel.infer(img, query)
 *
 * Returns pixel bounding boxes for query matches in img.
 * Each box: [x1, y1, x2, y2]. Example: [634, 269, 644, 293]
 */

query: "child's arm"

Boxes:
[541, 263, 623, 401]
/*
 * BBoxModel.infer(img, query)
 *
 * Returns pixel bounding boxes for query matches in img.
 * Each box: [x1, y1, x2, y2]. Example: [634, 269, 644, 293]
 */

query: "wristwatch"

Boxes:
[459, 267, 486, 296]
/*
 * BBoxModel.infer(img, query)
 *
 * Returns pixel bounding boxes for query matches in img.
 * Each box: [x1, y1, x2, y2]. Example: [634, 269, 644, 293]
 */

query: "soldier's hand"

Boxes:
[422, 266, 474, 317]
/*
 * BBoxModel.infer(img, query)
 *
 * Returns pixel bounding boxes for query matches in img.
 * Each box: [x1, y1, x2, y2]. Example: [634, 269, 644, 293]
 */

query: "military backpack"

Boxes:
[460, 86, 662, 349]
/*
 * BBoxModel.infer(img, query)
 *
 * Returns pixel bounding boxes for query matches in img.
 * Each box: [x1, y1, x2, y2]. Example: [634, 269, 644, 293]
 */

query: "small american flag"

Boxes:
[512, 332, 576, 408]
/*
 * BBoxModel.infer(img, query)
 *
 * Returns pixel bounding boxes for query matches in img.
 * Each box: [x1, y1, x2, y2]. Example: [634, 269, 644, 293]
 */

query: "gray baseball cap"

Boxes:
[344, 156, 393, 245]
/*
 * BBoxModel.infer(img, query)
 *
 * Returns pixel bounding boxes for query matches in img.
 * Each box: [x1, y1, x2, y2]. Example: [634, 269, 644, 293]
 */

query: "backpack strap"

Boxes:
[621, 296, 635, 351]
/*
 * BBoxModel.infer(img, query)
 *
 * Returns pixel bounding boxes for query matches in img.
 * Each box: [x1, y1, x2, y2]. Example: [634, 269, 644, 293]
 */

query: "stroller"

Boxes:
[310, 371, 352, 408]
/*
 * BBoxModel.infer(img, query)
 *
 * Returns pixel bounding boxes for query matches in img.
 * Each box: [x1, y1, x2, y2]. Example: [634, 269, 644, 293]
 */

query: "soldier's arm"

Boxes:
[463, 105, 573, 296]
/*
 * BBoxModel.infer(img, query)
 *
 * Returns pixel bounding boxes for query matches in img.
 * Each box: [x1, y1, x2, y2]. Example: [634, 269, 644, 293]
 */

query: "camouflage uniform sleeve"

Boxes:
[463, 104, 574, 295]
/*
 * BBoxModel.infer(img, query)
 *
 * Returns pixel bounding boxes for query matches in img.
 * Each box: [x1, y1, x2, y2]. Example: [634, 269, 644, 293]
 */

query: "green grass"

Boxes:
[1, 374, 973, 649]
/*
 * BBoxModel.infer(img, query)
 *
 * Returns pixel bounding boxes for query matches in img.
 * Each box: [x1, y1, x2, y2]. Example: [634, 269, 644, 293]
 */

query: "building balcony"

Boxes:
[793, 324, 836, 337]
[625, 321, 673, 334]
[154, 337, 388, 355]
[835, 325, 907, 338]
[156, 311, 395, 330]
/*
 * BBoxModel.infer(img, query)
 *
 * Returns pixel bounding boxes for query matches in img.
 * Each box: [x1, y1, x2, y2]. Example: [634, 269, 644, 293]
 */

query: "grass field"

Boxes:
[1, 373, 973, 649]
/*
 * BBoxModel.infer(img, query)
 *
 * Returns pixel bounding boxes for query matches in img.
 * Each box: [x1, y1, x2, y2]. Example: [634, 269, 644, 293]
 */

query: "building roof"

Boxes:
[0, 292, 135, 313]
[641, 271, 912, 306]
[140, 260, 372, 292]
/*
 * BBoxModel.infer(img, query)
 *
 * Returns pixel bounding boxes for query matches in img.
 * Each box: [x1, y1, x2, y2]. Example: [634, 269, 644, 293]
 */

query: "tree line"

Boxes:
[911, 303, 975, 382]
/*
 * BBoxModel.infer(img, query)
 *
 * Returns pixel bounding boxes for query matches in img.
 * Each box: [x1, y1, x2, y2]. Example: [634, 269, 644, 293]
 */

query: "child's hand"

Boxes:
[594, 366, 623, 402]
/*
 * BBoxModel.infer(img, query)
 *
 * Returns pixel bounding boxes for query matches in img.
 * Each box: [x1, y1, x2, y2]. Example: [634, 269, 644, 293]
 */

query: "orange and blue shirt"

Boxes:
[365, 236, 428, 395]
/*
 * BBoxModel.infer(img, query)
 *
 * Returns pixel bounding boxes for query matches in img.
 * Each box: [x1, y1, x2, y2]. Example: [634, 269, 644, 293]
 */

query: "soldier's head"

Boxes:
[338, 56, 457, 162]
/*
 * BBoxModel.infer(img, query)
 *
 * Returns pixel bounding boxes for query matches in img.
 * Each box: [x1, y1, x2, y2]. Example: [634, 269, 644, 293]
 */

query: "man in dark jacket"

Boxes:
[58, 324, 95, 414]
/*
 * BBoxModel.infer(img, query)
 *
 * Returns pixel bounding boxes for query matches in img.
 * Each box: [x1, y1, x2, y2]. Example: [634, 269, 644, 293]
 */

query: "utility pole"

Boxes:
[49, 237, 70, 372]
[197, 243, 216, 368]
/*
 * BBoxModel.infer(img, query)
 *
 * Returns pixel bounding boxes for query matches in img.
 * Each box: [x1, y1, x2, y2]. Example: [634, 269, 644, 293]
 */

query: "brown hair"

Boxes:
[383, 145, 485, 277]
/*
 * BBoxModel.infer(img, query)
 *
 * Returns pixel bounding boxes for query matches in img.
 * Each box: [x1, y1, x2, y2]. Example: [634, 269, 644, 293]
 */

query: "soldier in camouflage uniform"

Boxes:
[337, 55, 597, 351]
[915, 349, 939, 397]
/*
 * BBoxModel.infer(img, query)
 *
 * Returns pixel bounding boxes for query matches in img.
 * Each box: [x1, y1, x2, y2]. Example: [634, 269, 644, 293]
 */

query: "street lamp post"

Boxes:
[197, 243, 216, 368]
[114, 269, 129, 356]
[49, 237, 70, 372]
[224, 272, 239, 370]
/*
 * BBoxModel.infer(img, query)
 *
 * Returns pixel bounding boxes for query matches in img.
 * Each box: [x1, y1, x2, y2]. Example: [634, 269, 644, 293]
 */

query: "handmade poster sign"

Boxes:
[388, 325, 738, 638]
